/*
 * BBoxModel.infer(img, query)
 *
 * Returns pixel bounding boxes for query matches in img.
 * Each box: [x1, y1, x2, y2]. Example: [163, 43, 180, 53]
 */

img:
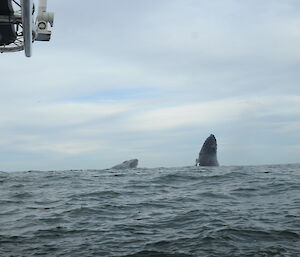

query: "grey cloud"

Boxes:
[0, 0, 300, 170]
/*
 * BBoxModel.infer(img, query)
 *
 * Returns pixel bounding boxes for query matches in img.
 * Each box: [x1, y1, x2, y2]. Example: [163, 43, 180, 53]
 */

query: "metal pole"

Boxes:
[21, 0, 32, 57]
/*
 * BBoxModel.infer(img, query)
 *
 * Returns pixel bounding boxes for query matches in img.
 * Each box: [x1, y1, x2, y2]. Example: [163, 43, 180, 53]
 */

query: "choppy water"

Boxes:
[0, 164, 300, 257]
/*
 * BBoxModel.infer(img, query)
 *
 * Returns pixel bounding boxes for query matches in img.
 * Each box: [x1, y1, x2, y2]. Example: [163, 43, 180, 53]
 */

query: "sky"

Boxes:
[1, 0, 300, 171]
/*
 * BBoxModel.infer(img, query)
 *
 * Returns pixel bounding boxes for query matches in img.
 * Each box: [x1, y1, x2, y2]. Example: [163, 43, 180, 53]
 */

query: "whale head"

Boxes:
[111, 159, 139, 169]
[125, 159, 138, 168]
[201, 134, 217, 154]
[198, 134, 219, 166]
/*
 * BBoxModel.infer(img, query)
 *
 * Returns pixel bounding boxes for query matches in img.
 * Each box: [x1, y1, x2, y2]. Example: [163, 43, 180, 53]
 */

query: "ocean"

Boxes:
[0, 164, 299, 257]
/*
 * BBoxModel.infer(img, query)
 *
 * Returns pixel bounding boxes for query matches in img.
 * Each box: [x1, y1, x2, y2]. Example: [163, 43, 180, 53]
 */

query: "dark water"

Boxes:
[0, 164, 299, 257]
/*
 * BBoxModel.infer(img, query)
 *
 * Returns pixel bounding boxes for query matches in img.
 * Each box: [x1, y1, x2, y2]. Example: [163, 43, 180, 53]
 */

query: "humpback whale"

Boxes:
[197, 134, 219, 166]
[111, 159, 139, 169]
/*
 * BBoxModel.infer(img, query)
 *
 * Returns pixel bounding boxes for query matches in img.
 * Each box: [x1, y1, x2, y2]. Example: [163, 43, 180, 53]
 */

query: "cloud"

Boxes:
[1, 0, 300, 170]
[0, 101, 133, 129]
[19, 141, 104, 155]
[125, 95, 300, 132]
[126, 99, 247, 131]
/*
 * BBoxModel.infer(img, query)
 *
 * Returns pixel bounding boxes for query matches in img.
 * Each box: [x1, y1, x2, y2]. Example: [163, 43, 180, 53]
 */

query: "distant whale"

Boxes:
[111, 159, 139, 169]
[196, 134, 219, 166]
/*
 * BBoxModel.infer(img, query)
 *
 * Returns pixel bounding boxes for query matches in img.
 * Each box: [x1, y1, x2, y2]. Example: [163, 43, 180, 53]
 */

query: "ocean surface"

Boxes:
[0, 164, 299, 257]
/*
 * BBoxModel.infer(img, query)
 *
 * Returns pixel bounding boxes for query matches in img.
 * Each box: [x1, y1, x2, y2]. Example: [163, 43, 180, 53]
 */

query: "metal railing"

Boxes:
[0, 0, 54, 57]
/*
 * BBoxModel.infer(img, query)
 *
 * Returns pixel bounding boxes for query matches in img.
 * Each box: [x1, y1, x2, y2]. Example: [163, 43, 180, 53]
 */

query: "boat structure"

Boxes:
[0, 0, 54, 57]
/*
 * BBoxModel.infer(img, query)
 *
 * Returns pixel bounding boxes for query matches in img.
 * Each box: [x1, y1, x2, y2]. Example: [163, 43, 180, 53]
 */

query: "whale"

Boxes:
[111, 159, 138, 169]
[197, 134, 219, 166]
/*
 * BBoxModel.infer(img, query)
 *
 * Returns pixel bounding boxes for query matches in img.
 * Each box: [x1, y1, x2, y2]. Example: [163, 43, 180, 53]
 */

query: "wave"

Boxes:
[121, 251, 194, 257]
[0, 164, 299, 256]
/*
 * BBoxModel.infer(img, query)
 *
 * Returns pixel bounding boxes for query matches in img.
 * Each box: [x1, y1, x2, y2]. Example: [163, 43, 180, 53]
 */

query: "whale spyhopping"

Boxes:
[196, 134, 219, 166]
